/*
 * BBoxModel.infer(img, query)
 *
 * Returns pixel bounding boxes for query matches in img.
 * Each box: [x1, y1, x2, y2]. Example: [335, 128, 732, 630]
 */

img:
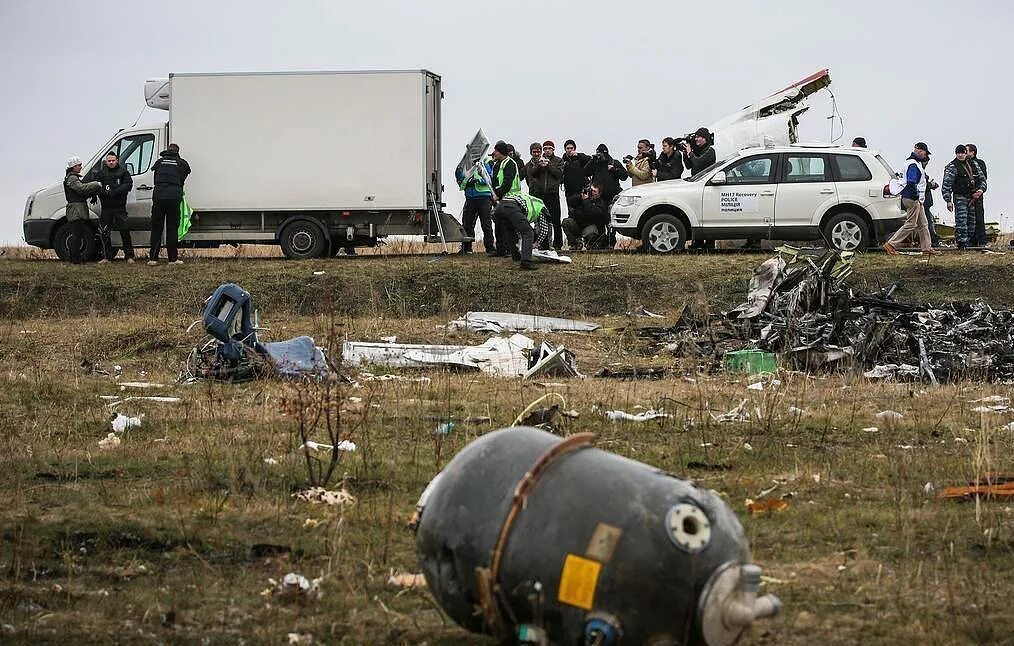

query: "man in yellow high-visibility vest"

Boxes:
[490, 140, 521, 258]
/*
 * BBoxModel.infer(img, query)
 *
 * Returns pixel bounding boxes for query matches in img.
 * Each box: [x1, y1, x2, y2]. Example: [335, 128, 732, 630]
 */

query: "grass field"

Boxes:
[2, 251, 1014, 644]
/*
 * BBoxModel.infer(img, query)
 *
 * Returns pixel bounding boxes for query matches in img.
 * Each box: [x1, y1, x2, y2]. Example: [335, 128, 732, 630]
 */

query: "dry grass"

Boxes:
[2, 255, 1014, 644]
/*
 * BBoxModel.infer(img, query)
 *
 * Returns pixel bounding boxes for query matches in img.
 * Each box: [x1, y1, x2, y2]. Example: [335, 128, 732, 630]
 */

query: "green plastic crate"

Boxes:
[723, 350, 777, 375]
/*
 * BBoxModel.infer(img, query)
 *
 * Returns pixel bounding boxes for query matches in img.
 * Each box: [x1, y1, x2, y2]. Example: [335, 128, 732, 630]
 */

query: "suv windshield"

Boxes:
[687, 154, 736, 181]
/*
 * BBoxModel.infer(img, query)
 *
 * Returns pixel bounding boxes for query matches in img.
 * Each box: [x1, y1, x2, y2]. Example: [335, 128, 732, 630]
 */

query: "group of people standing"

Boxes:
[454, 129, 717, 267]
[62, 145, 190, 265]
[881, 140, 988, 255]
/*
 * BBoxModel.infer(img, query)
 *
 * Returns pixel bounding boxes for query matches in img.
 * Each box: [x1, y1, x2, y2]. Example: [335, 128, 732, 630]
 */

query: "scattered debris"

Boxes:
[300, 440, 357, 452]
[711, 399, 751, 423]
[111, 413, 142, 433]
[462, 415, 492, 425]
[447, 311, 599, 334]
[560, 409, 580, 419]
[531, 249, 573, 264]
[876, 410, 904, 423]
[434, 422, 455, 436]
[272, 572, 323, 603]
[861, 427, 880, 433]
[358, 372, 431, 384]
[117, 381, 165, 389]
[183, 283, 328, 382]
[787, 406, 804, 417]
[520, 405, 561, 427]
[101, 395, 182, 407]
[940, 474, 1014, 500]
[687, 461, 733, 471]
[287, 633, 314, 645]
[293, 487, 357, 506]
[387, 572, 427, 588]
[595, 366, 669, 380]
[264, 457, 279, 465]
[98, 433, 121, 450]
[746, 498, 790, 515]
[379, 335, 397, 343]
[344, 334, 533, 376]
[628, 307, 665, 318]
[605, 409, 670, 422]
[923, 482, 935, 495]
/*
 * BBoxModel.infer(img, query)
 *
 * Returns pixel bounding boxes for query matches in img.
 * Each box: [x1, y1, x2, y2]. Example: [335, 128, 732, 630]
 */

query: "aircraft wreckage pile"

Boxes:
[645, 247, 1014, 383]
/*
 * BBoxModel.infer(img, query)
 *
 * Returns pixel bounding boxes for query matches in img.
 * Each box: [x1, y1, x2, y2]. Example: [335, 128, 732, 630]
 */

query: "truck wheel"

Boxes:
[280, 220, 327, 259]
[824, 213, 869, 251]
[640, 214, 687, 254]
[53, 221, 98, 262]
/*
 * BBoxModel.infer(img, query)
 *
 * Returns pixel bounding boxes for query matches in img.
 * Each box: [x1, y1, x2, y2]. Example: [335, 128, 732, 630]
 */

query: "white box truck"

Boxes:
[23, 70, 464, 260]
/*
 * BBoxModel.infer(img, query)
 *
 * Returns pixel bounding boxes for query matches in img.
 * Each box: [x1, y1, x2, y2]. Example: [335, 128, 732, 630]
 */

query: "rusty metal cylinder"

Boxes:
[414, 427, 780, 645]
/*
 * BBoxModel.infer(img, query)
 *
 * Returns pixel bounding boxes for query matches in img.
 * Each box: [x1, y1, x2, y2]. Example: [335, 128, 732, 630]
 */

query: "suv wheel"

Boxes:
[824, 213, 869, 251]
[280, 220, 328, 259]
[53, 221, 98, 262]
[641, 214, 687, 254]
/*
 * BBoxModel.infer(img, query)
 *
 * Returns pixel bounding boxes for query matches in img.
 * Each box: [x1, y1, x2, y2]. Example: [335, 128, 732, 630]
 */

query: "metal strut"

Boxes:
[428, 190, 449, 254]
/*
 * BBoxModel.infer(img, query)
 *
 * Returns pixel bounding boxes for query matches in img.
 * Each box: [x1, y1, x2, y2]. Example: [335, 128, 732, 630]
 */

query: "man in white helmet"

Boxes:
[64, 156, 102, 264]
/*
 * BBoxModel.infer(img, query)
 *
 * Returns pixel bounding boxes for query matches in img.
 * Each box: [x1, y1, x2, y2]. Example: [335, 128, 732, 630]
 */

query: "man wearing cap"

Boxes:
[494, 191, 546, 271]
[851, 137, 867, 148]
[454, 154, 495, 254]
[149, 143, 191, 265]
[883, 142, 938, 256]
[63, 156, 102, 264]
[525, 141, 565, 250]
[681, 128, 717, 176]
[491, 140, 522, 257]
[942, 144, 987, 249]
[582, 144, 628, 205]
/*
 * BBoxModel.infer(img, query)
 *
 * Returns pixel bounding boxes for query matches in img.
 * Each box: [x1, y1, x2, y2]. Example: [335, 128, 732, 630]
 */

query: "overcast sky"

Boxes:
[1, 0, 1011, 244]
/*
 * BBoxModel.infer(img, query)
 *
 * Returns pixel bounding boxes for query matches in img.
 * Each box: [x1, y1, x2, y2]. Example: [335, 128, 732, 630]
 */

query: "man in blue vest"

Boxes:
[454, 155, 496, 254]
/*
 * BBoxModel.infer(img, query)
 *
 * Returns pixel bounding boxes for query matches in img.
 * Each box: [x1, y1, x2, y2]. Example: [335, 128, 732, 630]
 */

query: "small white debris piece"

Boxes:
[953, 437, 968, 444]
[875, 410, 904, 426]
[293, 487, 357, 506]
[387, 572, 427, 588]
[274, 572, 323, 602]
[972, 405, 1010, 414]
[379, 336, 397, 343]
[358, 372, 431, 384]
[743, 442, 753, 451]
[111, 413, 143, 433]
[288, 633, 314, 645]
[303, 518, 321, 528]
[1002, 422, 1014, 432]
[263, 458, 279, 465]
[300, 440, 357, 452]
[747, 381, 764, 391]
[711, 400, 751, 423]
[560, 409, 581, 419]
[312, 270, 326, 276]
[788, 406, 804, 417]
[98, 433, 121, 449]
[699, 442, 713, 448]
[116, 382, 165, 389]
[605, 409, 670, 422]
[861, 427, 880, 433]
[923, 482, 935, 495]
[971, 395, 1009, 404]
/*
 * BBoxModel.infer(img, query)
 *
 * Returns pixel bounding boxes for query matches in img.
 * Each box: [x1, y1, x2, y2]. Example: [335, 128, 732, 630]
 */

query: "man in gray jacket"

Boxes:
[64, 155, 102, 264]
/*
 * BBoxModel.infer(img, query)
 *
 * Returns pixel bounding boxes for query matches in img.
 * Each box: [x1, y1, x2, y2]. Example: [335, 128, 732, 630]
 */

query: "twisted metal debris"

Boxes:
[647, 247, 1014, 382]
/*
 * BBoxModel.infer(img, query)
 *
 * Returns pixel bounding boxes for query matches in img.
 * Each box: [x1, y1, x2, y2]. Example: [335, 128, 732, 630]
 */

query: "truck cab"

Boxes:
[24, 124, 167, 261]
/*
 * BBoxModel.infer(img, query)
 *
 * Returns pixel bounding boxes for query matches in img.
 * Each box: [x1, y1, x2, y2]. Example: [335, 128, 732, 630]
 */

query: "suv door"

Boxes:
[89, 131, 159, 246]
[774, 153, 836, 233]
[701, 153, 777, 238]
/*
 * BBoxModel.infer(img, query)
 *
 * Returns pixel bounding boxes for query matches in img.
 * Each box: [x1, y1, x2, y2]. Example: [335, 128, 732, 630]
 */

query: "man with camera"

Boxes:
[562, 183, 609, 250]
[655, 137, 685, 181]
[525, 141, 565, 250]
[681, 127, 717, 176]
[624, 139, 655, 187]
[582, 144, 628, 205]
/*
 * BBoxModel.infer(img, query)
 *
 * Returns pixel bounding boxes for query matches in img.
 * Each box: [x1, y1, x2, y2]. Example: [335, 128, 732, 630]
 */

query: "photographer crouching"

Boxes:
[562, 183, 609, 250]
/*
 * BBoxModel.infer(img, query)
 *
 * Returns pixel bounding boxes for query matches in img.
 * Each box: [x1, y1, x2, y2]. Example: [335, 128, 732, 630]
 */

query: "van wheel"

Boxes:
[53, 221, 98, 262]
[640, 214, 687, 254]
[824, 213, 869, 251]
[280, 220, 328, 259]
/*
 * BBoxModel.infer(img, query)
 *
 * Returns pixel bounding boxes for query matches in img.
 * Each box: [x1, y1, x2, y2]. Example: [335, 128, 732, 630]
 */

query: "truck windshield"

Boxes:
[687, 154, 736, 182]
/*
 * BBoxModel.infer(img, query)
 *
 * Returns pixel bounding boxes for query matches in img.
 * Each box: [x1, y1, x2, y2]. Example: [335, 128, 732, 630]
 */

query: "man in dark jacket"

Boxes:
[656, 137, 685, 181]
[582, 144, 628, 204]
[88, 152, 134, 263]
[64, 155, 102, 264]
[562, 139, 591, 212]
[490, 140, 522, 257]
[942, 144, 986, 249]
[682, 127, 717, 176]
[525, 141, 565, 250]
[562, 183, 609, 250]
[149, 144, 191, 265]
[965, 143, 988, 246]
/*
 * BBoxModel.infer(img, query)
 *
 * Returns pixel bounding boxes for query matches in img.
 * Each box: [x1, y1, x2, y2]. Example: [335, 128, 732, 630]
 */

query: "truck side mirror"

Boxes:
[710, 171, 727, 185]
[126, 163, 135, 175]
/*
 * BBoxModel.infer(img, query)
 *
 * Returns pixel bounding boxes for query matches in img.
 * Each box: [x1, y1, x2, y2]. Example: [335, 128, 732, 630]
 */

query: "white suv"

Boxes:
[610, 145, 904, 253]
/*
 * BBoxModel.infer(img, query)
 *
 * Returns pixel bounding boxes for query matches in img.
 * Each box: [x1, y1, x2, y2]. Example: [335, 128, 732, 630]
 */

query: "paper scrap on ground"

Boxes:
[300, 440, 357, 452]
[111, 413, 143, 433]
[531, 249, 573, 264]
[605, 409, 670, 422]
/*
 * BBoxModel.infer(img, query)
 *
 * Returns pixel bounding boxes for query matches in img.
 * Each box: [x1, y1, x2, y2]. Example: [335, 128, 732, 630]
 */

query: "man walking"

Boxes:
[525, 141, 565, 250]
[883, 142, 938, 256]
[63, 155, 102, 265]
[89, 152, 134, 263]
[942, 144, 986, 249]
[965, 144, 988, 246]
[454, 154, 495, 254]
[149, 143, 191, 265]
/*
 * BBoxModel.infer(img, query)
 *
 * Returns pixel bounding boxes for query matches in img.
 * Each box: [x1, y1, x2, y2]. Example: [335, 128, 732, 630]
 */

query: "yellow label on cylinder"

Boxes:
[558, 554, 601, 610]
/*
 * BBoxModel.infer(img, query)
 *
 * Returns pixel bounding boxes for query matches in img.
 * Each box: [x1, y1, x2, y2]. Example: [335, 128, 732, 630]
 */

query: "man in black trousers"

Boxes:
[148, 143, 191, 265]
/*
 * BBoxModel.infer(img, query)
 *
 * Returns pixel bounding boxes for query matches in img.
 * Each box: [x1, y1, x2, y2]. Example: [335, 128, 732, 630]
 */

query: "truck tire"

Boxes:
[640, 214, 688, 254]
[823, 213, 869, 251]
[53, 221, 98, 262]
[279, 220, 327, 260]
